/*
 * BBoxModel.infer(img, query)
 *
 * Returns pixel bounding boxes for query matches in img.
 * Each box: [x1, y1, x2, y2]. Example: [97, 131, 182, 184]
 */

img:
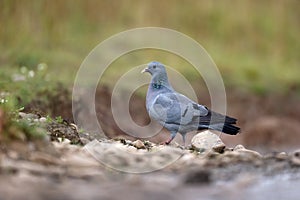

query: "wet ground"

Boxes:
[1, 170, 299, 200]
[0, 137, 299, 200]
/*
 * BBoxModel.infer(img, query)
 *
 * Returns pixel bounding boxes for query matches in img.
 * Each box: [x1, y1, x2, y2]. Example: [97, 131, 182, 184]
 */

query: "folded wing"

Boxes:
[149, 92, 208, 126]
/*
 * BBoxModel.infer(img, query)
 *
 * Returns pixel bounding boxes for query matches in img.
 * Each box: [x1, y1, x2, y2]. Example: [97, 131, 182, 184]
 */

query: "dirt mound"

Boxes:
[243, 116, 300, 151]
[24, 85, 300, 151]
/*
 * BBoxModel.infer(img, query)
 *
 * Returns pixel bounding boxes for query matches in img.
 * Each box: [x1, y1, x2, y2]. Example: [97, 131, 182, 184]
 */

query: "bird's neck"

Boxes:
[150, 73, 171, 90]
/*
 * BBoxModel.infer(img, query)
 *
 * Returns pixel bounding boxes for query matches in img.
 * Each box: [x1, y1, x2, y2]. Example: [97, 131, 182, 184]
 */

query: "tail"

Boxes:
[198, 110, 240, 135]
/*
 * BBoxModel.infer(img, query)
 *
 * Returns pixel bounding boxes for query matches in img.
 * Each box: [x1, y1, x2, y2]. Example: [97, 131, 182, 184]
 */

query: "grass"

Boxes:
[0, 64, 57, 107]
[0, 0, 299, 94]
[0, 0, 299, 146]
[0, 98, 46, 142]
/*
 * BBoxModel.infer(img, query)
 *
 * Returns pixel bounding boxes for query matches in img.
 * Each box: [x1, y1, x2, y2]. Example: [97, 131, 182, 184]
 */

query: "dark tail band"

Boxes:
[198, 110, 240, 135]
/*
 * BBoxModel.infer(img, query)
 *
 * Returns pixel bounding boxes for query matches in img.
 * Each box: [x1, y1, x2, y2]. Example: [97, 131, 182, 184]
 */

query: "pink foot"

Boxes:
[160, 139, 171, 145]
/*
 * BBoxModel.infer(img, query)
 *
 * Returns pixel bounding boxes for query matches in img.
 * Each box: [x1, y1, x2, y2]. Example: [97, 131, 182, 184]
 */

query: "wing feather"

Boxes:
[149, 92, 208, 125]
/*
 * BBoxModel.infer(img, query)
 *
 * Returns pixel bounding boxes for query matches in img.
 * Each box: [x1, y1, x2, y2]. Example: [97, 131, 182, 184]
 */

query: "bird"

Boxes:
[141, 61, 240, 145]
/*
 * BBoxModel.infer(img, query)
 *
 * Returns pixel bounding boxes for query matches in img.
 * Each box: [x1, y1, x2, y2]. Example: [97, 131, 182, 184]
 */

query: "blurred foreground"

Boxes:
[0, 117, 300, 200]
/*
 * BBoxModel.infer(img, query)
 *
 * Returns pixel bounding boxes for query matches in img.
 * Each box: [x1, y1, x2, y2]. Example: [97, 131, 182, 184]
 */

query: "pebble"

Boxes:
[218, 147, 263, 164]
[290, 149, 300, 167]
[276, 152, 288, 160]
[234, 144, 246, 151]
[132, 140, 146, 149]
[180, 153, 196, 163]
[18, 112, 39, 120]
[234, 144, 262, 158]
[191, 131, 226, 153]
[80, 137, 91, 145]
[212, 144, 226, 153]
[39, 117, 47, 123]
[264, 152, 289, 161]
[61, 138, 71, 145]
[69, 123, 78, 131]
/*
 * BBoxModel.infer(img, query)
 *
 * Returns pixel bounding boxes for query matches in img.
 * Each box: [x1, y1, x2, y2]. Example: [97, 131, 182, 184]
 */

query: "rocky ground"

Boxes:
[27, 86, 300, 152]
[0, 112, 299, 200]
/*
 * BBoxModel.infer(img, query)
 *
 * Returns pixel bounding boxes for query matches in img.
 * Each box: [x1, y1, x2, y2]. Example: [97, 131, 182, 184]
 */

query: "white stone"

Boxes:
[191, 131, 225, 153]
[132, 140, 146, 149]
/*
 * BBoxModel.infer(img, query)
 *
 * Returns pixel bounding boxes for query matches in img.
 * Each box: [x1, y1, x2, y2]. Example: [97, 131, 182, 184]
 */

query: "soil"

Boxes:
[0, 134, 299, 200]
[44, 86, 299, 151]
[6, 85, 297, 200]
[23, 85, 300, 151]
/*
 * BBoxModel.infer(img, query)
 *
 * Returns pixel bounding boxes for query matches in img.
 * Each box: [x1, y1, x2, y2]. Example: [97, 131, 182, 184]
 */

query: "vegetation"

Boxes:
[0, 64, 59, 107]
[0, 100, 46, 142]
[0, 0, 299, 95]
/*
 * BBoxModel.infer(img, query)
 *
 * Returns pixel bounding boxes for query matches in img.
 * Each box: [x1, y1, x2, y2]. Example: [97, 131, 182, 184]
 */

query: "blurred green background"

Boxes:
[0, 0, 299, 94]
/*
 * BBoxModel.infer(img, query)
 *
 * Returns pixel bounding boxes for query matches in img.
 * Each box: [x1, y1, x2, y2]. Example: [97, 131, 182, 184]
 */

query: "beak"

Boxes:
[141, 68, 149, 73]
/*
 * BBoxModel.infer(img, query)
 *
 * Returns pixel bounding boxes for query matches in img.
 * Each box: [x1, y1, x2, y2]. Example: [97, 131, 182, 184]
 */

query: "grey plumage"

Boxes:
[142, 61, 240, 145]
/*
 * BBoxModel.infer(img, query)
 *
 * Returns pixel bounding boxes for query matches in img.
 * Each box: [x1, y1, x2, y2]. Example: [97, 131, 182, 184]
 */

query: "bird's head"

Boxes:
[141, 61, 166, 76]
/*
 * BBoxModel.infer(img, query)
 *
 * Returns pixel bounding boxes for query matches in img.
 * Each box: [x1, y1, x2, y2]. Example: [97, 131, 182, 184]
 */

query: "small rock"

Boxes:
[233, 144, 262, 161]
[236, 149, 262, 160]
[223, 150, 240, 158]
[276, 152, 288, 160]
[57, 137, 63, 143]
[80, 137, 91, 145]
[132, 140, 146, 149]
[69, 123, 78, 131]
[212, 144, 226, 153]
[234, 144, 246, 151]
[126, 140, 133, 146]
[39, 117, 47, 123]
[180, 153, 196, 163]
[144, 140, 154, 149]
[18, 112, 39, 120]
[264, 152, 288, 160]
[191, 131, 225, 153]
[221, 147, 262, 164]
[18, 112, 27, 119]
[61, 138, 71, 145]
[290, 149, 300, 167]
[114, 138, 133, 145]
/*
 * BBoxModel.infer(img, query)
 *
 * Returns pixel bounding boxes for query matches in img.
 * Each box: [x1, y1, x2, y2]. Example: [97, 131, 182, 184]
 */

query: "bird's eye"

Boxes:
[153, 65, 156, 69]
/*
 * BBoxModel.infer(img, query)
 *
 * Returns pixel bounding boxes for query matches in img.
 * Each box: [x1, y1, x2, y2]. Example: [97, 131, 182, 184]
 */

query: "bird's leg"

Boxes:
[181, 133, 186, 147]
[164, 138, 173, 145]
[162, 132, 177, 145]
